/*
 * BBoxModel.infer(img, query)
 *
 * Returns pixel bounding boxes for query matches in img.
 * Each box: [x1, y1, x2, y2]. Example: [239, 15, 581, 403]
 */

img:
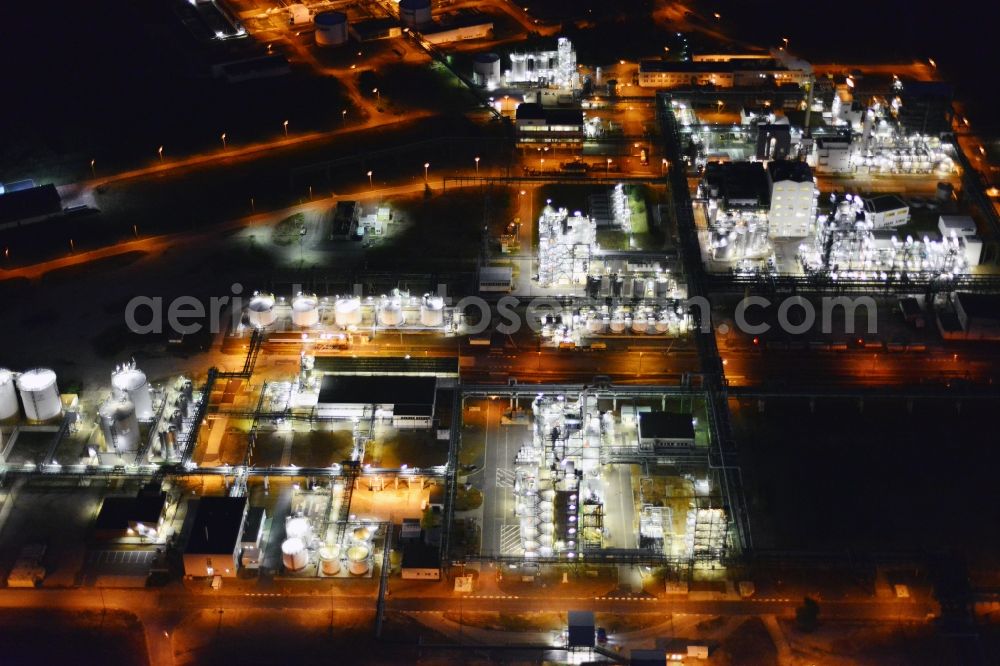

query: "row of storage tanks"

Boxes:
[247, 292, 446, 330]
[281, 519, 375, 576]
[586, 273, 676, 300]
[0, 368, 63, 423]
[580, 305, 689, 335]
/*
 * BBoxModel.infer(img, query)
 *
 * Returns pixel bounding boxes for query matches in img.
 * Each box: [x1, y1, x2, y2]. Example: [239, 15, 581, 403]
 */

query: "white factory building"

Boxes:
[316, 375, 437, 428]
[766, 160, 817, 238]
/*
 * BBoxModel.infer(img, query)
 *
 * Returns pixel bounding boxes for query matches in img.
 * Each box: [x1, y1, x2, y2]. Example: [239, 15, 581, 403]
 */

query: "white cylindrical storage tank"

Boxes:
[285, 516, 311, 541]
[399, 0, 431, 28]
[319, 545, 341, 575]
[111, 364, 153, 419]
[291, 292, 320, 327]
[655, 316, 671, 333]
[632, 317, 650, 334]
[16, 369, 61, 422]
[99, 397, 140, 452]
[282, 538, 308, 571]
[314, 10, 348, 47]
[473, 53, 501, 87]
[378, 298, 404, 327]
[0, 369, 18, 420]
[610, 314, 626, 333]
[586, 317, 605, 335]
[346, 544, 370, 575]
[247, 292, 277, 329]
[419, 295, 444, 327]
[352, 526, 373, 543]
[334, 297, 362, 327]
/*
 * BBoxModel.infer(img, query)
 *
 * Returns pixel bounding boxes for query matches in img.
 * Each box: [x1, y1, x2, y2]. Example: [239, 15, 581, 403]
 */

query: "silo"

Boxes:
[281, 538, 308, 572]
[314, 11, 348, 47]
[420, 295, 445, 327]
[334, 297, 362, 327]
[586, 317, 605, 335]
[99, 397, 140, 452]
[610, 312, 626, 333]
[112, 363, 153, 419]
[247, 292, 277, 329]
[0, 369, 18, 420]
[473, 53, 501, 87]
[510, 53, 527, 81]
[632, 316, 649, 334]
[319, 545, 341, 575]
[399, 0, 431, 28]
[346, 544, 370, 575]
[16, 369, 61, 422]
[377, 298, 404, 327]
[291, 293, 320, 327]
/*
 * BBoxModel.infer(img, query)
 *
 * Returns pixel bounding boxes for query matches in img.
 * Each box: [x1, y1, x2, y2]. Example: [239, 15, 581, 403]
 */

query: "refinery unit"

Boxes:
[501, 392, 729, 566]
[536, 204, 597, 288]
[503, 38, 579, 92]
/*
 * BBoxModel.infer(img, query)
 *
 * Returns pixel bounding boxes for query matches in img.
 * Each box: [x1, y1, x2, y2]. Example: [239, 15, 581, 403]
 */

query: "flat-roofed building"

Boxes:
[767, 160, 816, 237]
[862, 194, 909, 229]
[638, 412, 696, 450]
[316, 375, 437, 426]
[183, 496, 249, 578]
[638, 57, 807, 88]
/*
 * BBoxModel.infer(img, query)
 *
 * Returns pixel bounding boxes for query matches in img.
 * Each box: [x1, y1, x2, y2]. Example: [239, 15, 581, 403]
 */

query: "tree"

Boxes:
[795, 596, 820, 632]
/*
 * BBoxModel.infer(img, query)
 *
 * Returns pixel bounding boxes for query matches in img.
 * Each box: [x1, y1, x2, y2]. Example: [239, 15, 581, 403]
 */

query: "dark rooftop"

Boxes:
[955, 292, 1000, 321]
[515, 102, 583, 126]
[318, 375, 437, 406]
[0, 184, 61, 226]
[703, 162, 771, 206]
[401, 542, 441, 570]
[767, 159, 813, 184]
[640, 58, 790, 73]
[93, 491, 166, 532]
[638, 411, 695, 440]
[185, 496, 248, 555]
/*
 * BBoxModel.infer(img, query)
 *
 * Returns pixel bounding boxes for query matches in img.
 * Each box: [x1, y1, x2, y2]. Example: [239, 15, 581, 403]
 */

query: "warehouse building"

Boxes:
[316, 375, 438, 427]
[183, 496, 249, 578]
[638, 412, 696, 450]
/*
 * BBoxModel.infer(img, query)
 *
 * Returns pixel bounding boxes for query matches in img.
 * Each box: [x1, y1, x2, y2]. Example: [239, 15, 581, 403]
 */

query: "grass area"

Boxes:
[369, 429, 449, 468]
[453, 485, 483, 511]
[0, 609, 147, 666]
[272, 213, 306, 246]
[356, 62, 479, 116]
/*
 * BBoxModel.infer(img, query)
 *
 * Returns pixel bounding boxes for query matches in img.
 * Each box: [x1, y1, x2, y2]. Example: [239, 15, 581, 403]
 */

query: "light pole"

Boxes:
[158, 146, 164, 162]
[367, 170, 373, 189]
[606, 157, 611, 175]
[661, 158, 668, 175]
[90, 159, 96, 178]
[341, 109, 347, 125]
[221, 133, 227, 150]
[475, 156, 480, 175]
[423, 162, 430, 184]
[373, 88, 380, 101]
[782, 37, 789, 50]
[283, 120, 289, 137]
[540, 158, 545, 172]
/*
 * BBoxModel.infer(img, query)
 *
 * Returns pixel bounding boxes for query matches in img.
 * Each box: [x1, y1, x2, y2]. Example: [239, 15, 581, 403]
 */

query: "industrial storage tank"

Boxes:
[248, 292, 277, 329]
[510, 53, 527, 81]
[473, 53, 501, 87]
[111, 363, 153, 420]
[632, 316, 650, 334]
[585, 317, 605, 335]
[399, 0, 431, 28]
[334, 297, 362, 327]
[314, 10, 348, 47]
[610, 313, 626, 333]
[99, 397, 140, 452]
[291, 292, 320, 327]
[346, 544, 370, 575]
[419, 295, 444, 327]
[377, 298, 404, 327]
[0, 369, 18, 420]
[285, 516, 311, 542]
[16, 369, 61, 422]
[319, 545, 341, 575]
[281, 538, 308, 572]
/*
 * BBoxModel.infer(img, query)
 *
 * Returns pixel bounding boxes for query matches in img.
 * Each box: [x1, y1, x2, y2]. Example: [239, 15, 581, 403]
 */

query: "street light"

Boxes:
[606, 157, 612, 175]
[423, 162, 430, 183]
[373, 87, 380, 101]
[90, 159, 96, 178]
[540, 158, 545, 172]
[661, 158, 668, 175]
[475, 156, 480, 175]
[782, 37, 789, 49]
[158, 146, 164, 162]
[342, 109, 347, 124]
[283, 120, 289, 136]
[367, 170, 373, 189]
[221, 132, 227, 149]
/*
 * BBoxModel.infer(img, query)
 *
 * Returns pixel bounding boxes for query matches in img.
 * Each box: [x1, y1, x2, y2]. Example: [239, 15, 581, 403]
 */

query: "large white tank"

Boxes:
[586, 317, 605, 335]
[99, 397, 140, 452]
[248, 292, 277, 329]
[399, 0, 431, 28]
[510, 53, 527, 81]
[0, 369, 18, 420]
[632, 317, 650, 334]
[319, 545, 341, 575]
[285, 516, 311, 541]
[419, 295, 444, 327]
[291, 292, 320, 327]
[281, 538, 308, 571]
[111, 363, 153, 419]
[314, 10, 348, 47]
[16, 369, 61, 422]
[473, 53, 501, 87]
[346, 544, 370, 575]
[377, 298, 404, 327]
[610, 314, 626, 333]
[334, 297, 362, 327]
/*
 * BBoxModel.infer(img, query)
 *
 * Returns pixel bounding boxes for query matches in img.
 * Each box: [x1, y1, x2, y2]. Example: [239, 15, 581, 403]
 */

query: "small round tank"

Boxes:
[0, 369, 18, 420]
[291, 292, 320, 327]
[419, 295, 444, 327]
[16, 369, 61, 422]
[112, 363, 153, 419]
[281, 538, 308, 571]
[346, 544, 370, 575]
[314, 10, 348, 47]
[334, 297, 362, 327]
[248, 292, 277, 329]
[377, 298, 404, 327]
[319, 545, 341, 575]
